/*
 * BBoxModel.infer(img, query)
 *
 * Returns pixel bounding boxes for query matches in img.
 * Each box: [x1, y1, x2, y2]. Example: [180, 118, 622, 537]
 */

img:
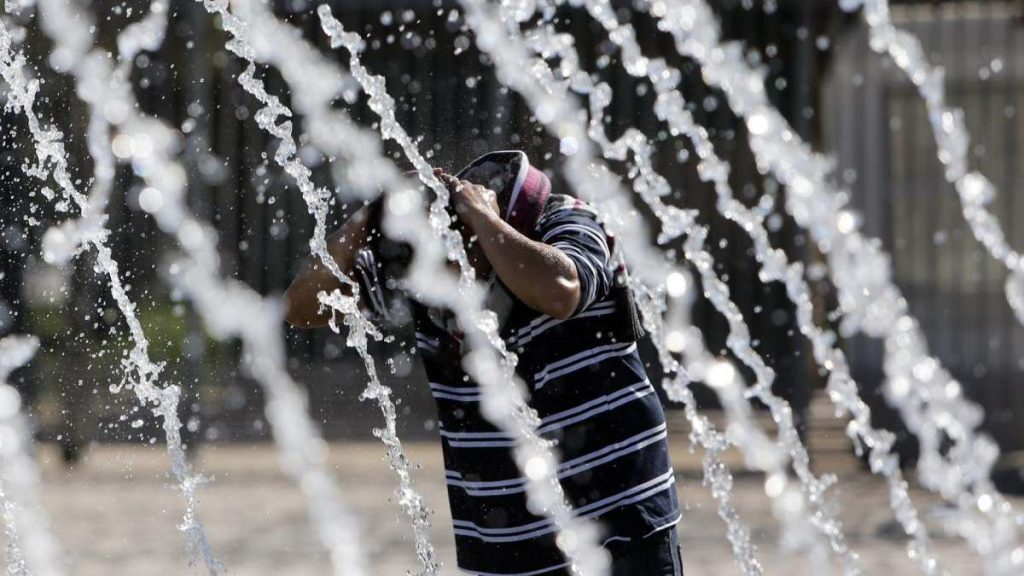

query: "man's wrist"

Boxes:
[461, 204, 502, 234]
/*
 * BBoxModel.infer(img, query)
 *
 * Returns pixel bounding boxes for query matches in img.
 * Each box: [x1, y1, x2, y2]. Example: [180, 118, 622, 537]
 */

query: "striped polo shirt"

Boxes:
[355, 194, 679, 575]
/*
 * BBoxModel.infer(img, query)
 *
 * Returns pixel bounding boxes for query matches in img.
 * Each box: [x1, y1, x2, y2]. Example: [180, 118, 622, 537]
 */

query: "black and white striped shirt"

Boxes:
[356, 194, 679, 575]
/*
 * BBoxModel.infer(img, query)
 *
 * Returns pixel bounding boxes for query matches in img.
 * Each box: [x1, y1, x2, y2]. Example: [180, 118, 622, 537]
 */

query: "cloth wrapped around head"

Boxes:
[456, 150, 551, 235]
[359, 151, 548, 321]
[359, 150, 643, 342]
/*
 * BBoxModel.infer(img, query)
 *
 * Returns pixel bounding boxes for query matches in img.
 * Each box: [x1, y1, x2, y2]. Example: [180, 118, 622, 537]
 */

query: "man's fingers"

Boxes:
[469, 181, 496, 200]
[456, 179, 479, 191]
[435, 168, 455, 186]
[438, 173, 460, 193]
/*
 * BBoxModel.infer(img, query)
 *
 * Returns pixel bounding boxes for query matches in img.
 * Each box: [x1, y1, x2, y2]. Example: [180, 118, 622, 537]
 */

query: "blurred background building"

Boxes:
[1, 0, 1022, 484]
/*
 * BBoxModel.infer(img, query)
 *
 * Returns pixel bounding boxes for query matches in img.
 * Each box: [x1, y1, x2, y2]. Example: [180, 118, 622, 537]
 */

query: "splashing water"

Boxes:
[633, 283, 766, 576]
[841, 2, 1024, 570]
[526, 1, 942, 572]
[509, 7, 858, 572]
[514, 11, 819, 573]
[0, 336, 62, 576]
[317, 6, 611, 574]
[240, 3, 609, 571]
[457, 0, 859, 572]
[200, 1, 614, 571]
[202, 0, 439, 572]
[644, 0, 1023, 572]
[0, 0, 1021, 574]
[842, 0, 1024, 327]
[29, 0, 370, 571]
[224, 1, 444, 569]
[0, 13, 218, 571]
[196, 0, 619, 571]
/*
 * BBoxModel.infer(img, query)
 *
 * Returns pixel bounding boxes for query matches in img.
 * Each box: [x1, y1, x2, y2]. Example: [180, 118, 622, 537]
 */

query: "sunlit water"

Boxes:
[541, 0, 940, 572]
[3, 1, 365, 573]
[0, 0, 1021, 575]
[643, 1, 1022, 573]
[0, 336, 60, 576]
[456, 0, 857, 572]
[0, 8, 218, 571]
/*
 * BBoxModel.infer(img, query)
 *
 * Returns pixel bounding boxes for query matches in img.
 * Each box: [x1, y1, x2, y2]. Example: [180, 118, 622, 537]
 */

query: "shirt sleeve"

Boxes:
[536, 201, 614, 316]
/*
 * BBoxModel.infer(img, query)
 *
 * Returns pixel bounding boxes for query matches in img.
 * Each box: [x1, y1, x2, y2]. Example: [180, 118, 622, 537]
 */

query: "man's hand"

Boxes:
[284, 204, 372, 328]
[433, 168, 582, 319]
[435, 168, 500, 229]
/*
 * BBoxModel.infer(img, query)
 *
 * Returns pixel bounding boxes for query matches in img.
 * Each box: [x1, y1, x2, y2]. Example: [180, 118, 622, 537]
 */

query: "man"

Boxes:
[284, 151, 682, 575]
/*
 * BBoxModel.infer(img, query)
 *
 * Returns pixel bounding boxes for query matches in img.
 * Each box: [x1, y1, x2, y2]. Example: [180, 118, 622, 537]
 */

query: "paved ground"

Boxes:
[22, 424, 1013, 575]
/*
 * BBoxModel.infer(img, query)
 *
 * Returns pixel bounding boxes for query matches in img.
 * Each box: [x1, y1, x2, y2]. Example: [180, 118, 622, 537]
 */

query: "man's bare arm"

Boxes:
[283, 206, 371, 328]
[445, 175, 581, 320]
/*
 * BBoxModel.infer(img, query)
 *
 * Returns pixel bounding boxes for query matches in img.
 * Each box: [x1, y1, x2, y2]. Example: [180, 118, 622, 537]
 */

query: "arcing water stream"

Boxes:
[508, 6, 857, 572]
[317, 7, 607, 573]
[0, 9, 218, 570]
[841, 0, 1024, 328]
[224, 0, 611, 571]
[643, 1, 1023, 572]
[513, 1, 941, 571]
[0, 336, 61, 576]
[455, 0, 857, 572]
[0, 1, 1022, 575]
[203, 1, 437, 571]
[3, 1, 368, 573]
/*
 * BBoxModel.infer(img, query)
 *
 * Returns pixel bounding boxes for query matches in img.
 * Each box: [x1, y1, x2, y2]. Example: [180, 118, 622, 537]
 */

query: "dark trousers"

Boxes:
[607, 527, 684, 576]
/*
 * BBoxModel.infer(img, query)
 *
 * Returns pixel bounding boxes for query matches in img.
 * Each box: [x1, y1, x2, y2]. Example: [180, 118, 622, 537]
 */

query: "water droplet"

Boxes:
[138, 187, 163, 214]
[665, 272, 688, 298]
[706, 360, 736, 389]
[524, 456, 548, 480]
[559, 136, 579, 156]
